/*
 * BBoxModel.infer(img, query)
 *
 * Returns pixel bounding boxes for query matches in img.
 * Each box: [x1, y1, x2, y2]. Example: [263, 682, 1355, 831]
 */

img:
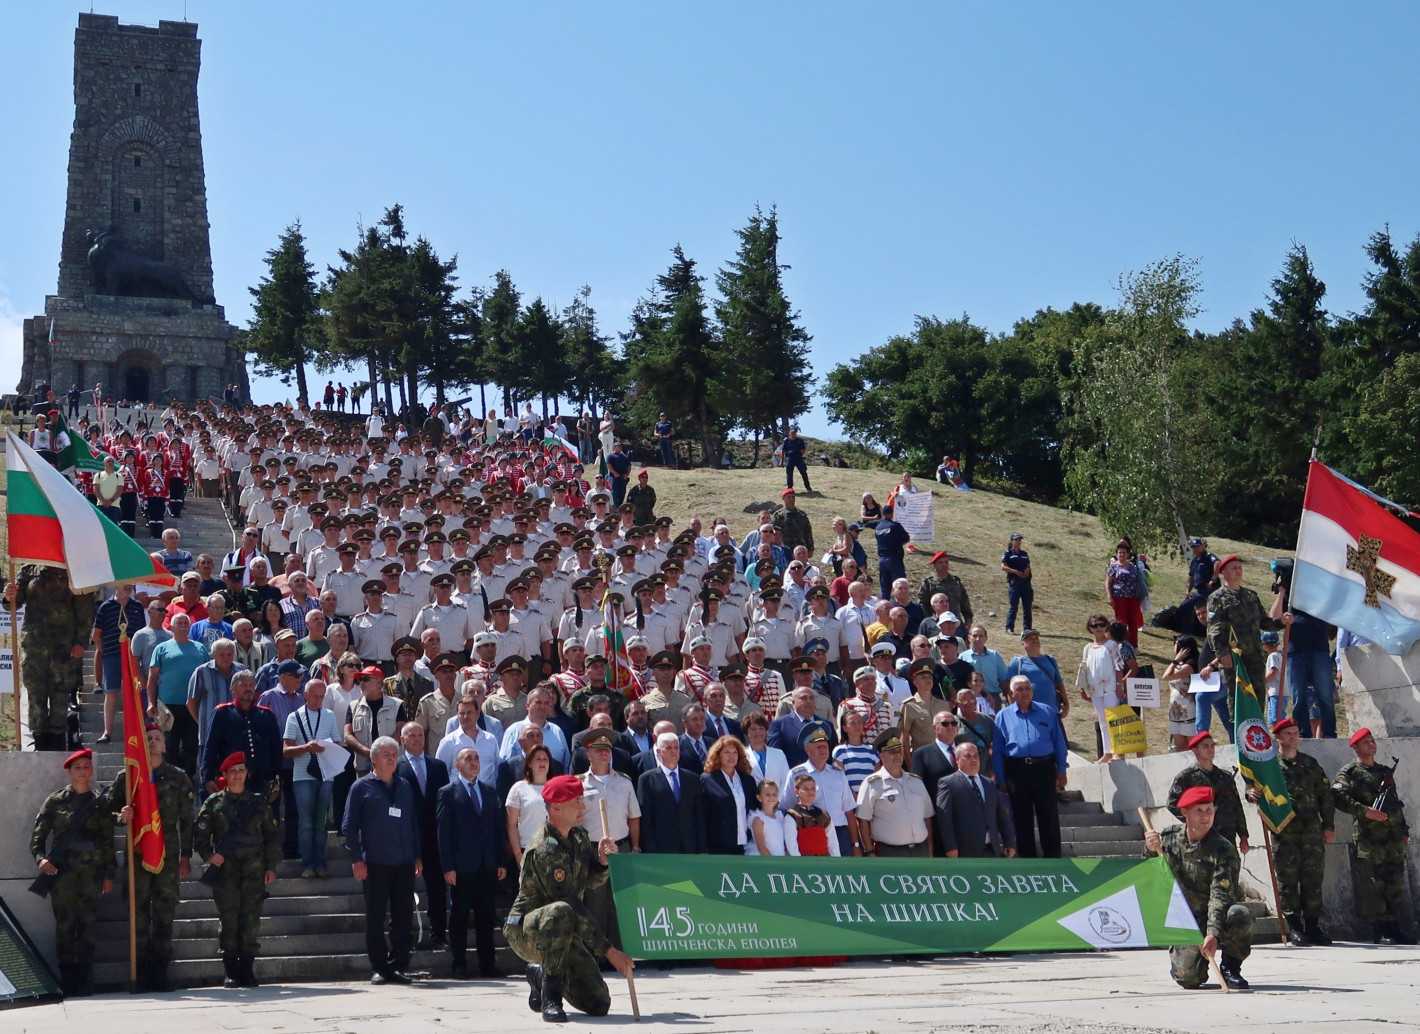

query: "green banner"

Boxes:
[610, 855, 1202, 959]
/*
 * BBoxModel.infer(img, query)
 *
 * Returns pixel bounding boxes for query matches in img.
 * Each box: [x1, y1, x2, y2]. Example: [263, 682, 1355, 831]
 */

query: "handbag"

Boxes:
[1104, 704, 1147, 755]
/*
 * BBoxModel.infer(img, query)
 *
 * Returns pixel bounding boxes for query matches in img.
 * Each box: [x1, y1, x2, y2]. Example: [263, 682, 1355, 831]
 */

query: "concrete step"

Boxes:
[96, 911, 368, 942]
[1062, 825, 1146, 843]
[94, 931, 374, 963]
[91, 948, 507, 989]
[1061, 839, 1144, 858]
[1056, 811, 1129, 827]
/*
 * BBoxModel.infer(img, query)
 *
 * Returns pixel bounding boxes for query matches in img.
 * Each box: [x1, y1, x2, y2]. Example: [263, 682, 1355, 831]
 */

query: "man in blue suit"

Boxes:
[397, 722, 449, 949]
[768, 678, 837, 767]
[437, 745, 507, 978]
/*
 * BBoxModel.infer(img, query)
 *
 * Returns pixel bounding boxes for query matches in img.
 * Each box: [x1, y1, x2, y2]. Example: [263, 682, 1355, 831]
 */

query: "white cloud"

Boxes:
[0, 289, 27, 392]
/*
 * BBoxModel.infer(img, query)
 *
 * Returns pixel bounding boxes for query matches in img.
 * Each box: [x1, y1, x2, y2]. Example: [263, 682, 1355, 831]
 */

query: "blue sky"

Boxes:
[3, 4, 1418, 437]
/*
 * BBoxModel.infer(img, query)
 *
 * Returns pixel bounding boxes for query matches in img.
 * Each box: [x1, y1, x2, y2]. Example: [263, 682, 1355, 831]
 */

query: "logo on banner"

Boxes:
[1237, 718, 1277, 763]
[1088, 907, 1133, 944]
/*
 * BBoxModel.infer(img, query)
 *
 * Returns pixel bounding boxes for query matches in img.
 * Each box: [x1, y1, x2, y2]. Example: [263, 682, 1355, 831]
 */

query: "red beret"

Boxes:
[1272, 717, 1297, 734]
[1177, 786, 1214, 810]
[930, 551, 948, 564]
[144, 722, 163, 733]
[219, 751, 247, 774]
[1215, 555, 1242, 574]
[780, 487, 796, 497]
[638, 469, 650, 477]
[62, 748, 93, 769]
[540, 774, 585, 805]
[359, 665, 385, 681]
[1187, 731, 1213, 750]
[1350, 727, 1374, 748]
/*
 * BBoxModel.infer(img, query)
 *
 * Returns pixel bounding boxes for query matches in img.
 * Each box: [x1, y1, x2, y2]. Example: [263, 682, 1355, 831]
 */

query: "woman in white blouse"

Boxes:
[505, 745, 553, 867]
[742, 713, 790, 797]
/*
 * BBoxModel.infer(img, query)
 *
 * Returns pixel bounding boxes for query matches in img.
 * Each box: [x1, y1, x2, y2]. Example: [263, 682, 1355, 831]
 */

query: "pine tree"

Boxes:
[247, 221, 320, 404]
[479, 270, 522, 413]
[714, 205, 813, 440]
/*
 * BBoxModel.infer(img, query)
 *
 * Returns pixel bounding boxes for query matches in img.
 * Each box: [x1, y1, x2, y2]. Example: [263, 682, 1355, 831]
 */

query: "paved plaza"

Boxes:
[11, 945, 1420, 1033]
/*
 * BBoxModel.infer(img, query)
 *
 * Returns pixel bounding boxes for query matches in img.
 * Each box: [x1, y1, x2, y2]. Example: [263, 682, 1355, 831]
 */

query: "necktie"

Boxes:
[414, 756, 426, 793]
[714, 717, 725, 739]
[971, 776, 984, 804]
[668, 769, 681, 802]
[470, 781, 482, 814]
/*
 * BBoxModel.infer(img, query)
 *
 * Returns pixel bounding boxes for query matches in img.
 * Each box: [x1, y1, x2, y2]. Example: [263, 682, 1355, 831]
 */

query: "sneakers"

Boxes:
[300, 869, 316, 879]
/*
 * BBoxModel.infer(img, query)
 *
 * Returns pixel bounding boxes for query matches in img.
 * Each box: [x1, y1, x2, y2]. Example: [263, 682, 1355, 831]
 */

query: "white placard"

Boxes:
[892, 491, 935, 545]
[1126, 677, 1161, 708]
[0, 607, 23, 693]
[1188, 670, 1221, 695]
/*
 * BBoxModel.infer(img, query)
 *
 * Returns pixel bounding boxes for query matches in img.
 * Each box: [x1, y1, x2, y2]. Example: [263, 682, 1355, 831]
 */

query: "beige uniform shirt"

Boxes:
[417, 688, 459, 756]
[856, 768, 934, 847]
[639, 687, 693, 731]
[579, 770, 641, 842]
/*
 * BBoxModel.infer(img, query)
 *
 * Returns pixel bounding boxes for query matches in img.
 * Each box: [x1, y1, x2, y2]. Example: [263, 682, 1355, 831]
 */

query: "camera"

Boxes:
[1270, 557, 1294, 597]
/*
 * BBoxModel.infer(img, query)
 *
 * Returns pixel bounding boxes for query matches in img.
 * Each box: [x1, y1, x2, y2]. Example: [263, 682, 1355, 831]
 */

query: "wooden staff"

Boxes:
[1138, 807, 1232, 993]
[1261, 826, 1289, 945]
[9, 561, 20, 748]
[598, 796, 640, 1021]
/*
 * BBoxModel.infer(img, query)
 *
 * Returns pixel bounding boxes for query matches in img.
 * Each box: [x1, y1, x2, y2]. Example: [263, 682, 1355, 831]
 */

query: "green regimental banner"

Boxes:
[610, 856, 1202, 959]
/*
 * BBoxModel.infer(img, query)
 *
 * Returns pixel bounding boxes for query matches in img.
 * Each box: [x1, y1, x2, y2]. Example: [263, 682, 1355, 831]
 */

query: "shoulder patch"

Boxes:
[553, 867, 566, 883]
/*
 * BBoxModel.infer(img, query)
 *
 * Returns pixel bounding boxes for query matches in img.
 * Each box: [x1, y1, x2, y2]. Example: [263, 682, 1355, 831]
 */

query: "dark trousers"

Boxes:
[835, 825, 854, 857]
[449, 867, 498, 971]
[786, 456, 811, 490]
[878, 558, 906, 600]
[610, 476, 628, 507]
[363, 861, 416, 974]
[119, 492, 139, 537]
[145, 496, 166, 537]
[331, 759, 356, 831]
[420, 835, 447, 939]
[1004, 756, 1061, 858]
[278, 767, 299, 856]
[658, 439, 674, 467]
[1006, 581, 1033, 633]
[167, 705, 199, 779]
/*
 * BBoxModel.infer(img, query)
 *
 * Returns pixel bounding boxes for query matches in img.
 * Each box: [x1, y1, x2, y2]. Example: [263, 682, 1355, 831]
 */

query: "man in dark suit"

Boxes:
[436, 745, 507, 978]
[677, 704, 715, 773]
[910, 709, 958, 854]
[495, 724, 565, 803]
[636, 732, 707, 854]
[936, 739, 1016, 858]
[617, 699, 656, 757]
[701, 684, 744, 744]
[397, 721, 450, 947]
[768, 682, 837, 767]
[701, 740, 758, 855]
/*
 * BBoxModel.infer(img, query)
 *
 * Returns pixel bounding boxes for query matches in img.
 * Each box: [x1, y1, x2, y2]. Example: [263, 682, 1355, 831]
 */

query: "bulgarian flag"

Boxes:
[5, 431, 174, 591]
[600, 587, 635, 696]
[1231, 651, 1294, 834]
[121, 632, 165, 873]
[543, 426, 578, 463]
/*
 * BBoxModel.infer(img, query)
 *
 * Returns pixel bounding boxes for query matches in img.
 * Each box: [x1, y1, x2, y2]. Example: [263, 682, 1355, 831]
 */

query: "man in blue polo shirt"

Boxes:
[992, 674, 1067, 859]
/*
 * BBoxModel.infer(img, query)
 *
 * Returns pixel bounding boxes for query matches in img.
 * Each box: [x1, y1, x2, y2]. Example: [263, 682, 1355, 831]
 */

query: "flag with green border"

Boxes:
[1231, 650, 1294, 833]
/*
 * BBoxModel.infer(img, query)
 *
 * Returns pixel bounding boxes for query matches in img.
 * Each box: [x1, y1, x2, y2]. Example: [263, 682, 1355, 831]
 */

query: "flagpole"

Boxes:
[9, 561, 20, 749]
[1261, 826, 1290, 946]
[121, 624, 139, 991]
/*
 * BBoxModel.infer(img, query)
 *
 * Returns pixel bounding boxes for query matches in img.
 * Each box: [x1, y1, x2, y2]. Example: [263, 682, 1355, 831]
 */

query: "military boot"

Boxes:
[239, 955, 259, 988]
[58, 963, 77, 997]
[1378, 922, 1396, 945]
[74, 964, 94, 997]
[1218, 953, 1249, 990]
[1285, 913, 1310, 946]
[1304, 914, 1332, 946]
[525, 963, 543, 1012]
[222, 954, 240, 988]
[540, 973, 568, 1023]
[1393, 922, 1419, 945]
[151, 958, 174, 993]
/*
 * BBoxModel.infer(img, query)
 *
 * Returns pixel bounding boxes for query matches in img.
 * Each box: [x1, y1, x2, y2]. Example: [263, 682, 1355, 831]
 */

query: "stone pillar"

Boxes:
[195, 365, 222, 401]
[51, 359, 78, 395]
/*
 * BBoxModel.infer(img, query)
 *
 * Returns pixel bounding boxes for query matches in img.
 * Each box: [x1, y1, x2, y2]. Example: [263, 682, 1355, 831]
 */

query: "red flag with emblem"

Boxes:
[122, 632, 165, 872]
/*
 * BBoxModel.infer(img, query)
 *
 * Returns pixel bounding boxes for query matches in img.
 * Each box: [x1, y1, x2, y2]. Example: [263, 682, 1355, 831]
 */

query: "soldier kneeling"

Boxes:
[1146, 785, 1253, 990]
[504, 775, 635, 1022]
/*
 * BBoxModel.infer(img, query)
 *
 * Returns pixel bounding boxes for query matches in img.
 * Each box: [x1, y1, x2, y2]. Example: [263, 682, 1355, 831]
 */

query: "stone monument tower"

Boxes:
[18, 14, 243, 404]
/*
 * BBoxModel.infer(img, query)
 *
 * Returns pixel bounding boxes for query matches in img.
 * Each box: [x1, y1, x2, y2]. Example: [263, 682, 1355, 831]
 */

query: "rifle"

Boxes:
[198, 793, 269, 886]
[1374, 757, 1403, 813]
[28, 795, 102, 898]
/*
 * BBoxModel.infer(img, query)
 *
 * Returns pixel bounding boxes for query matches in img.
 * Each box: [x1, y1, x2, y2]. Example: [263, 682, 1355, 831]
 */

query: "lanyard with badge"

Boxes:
[295, 707, 323, 780]
[374, 774, 402, 818]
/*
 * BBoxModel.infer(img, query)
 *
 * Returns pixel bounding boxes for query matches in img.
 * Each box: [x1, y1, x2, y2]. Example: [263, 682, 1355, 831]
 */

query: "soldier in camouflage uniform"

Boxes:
[30, 748, 117, 996]
[772, 490, 814, 553]
[1204, 555, 1288, 732]
[1247, 717, 1334, 945]
[505, 774, 634, 1023]
[194, 751, 280, 988]
[111, 724, 197, 991]
[5, 566, 98, 750]
[1332, 727, 1415, 944]
[1145, 785, 1252, 990]
[1167, 731, 1250, 853]
[916, 553, 973, 625]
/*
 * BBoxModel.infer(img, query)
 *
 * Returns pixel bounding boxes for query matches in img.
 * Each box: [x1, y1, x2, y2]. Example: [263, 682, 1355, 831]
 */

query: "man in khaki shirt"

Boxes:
[578, 729, 640, 949]
[857, 730, 934, 858]
[416, 654, 460, 757]
[720, 664, 763, 724]
[639, 650, 692, 731]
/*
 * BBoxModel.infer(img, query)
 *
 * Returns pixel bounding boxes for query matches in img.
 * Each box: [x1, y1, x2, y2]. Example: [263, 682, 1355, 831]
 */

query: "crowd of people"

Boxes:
[14, 392, 1410, 1006]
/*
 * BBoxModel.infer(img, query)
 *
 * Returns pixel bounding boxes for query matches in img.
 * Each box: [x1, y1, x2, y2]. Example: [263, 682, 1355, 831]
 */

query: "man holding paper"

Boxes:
[282, 678, 338, 878]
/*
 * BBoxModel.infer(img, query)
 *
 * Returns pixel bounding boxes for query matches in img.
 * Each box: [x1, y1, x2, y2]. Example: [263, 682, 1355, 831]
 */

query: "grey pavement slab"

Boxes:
[11, 944, 1420, 1033]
